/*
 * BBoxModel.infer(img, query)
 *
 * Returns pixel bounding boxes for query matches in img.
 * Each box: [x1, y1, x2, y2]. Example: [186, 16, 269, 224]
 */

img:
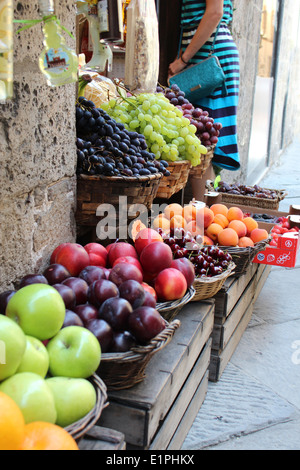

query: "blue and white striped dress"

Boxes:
[181, 0, 240, 171]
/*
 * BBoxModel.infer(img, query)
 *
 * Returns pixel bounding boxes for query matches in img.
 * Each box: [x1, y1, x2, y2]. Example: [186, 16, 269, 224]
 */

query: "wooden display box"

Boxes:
[79, 426, 126, 451]
[98, 300, 214, 450]
[209, 263, 271, 382]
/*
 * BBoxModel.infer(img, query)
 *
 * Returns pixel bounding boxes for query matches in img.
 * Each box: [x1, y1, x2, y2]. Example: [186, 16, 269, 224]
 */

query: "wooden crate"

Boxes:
[98, 300, 214, 450]
[79, 426, 126, 451]
[209, 263, 271, 382]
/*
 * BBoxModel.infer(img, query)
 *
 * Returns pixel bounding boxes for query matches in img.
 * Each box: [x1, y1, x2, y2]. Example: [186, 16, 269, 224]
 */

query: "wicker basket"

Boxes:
[156, 286, 196, 322]
[219, 188, 287, 211]
[189, 145, 216, 179]
[97, 319, 181, 391]
[192, 261, 236, 301]
[65, 373, 108, 442]
[155, 160, 191, 199]
[219, 237, 271, 276]
[76, 173, 163, 227]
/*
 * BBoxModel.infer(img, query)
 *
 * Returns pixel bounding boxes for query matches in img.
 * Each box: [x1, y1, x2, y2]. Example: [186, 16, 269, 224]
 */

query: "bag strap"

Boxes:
[177, 20, 222, 60]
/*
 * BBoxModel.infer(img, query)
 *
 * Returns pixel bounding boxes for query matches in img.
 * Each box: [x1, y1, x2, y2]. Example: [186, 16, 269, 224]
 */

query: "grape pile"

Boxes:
[76, 96, 170, 178]
[156, 84, 222, 148]
[101, 93, 207, 167]
[159, 227, 233, 278]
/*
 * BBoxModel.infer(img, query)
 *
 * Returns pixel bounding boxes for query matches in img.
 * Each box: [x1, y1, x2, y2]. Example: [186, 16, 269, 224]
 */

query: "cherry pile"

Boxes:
[156, 84, 222, 148]
[158, 227, 233, 277]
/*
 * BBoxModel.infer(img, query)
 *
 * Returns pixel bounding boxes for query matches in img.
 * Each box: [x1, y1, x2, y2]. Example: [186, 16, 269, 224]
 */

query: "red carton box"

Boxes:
[253, 232, 300, 268]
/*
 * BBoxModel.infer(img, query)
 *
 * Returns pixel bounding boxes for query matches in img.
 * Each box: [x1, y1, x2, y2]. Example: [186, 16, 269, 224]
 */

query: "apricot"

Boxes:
[213, 213, 229, 229]
[196, 207, 214, 229]
[210, 203, 229, 217]
[238, 236, 254, 247]
[217, 227, 239, 246]
[153, 214, 171, 233]
[182, 204, 197, 223]
[203, 235, 214, 245]
[170, 215, 187, 230]
[164, 203, 183, 220]
[250, 228, 269, 244]
[242, 217, 258, 236]
[206, 223, 224, 242]
[227, 206, 244, 222]
[186, 220, 203, 236]
[228, 220, 247, 238]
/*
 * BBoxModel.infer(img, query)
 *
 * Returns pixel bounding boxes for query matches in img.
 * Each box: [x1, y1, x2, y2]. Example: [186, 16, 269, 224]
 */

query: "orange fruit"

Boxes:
[238, 236, 254, 247]
[0, 391, 26, 450]
[227, 206, 244, 221]
[20, 422, 79, 451]
[250, 228, 269, 244]
[182, 204, 197, 222]
[213, 213, 229, 229]
[196, 207, 214, 229]
[210, 203, 229, 217]
[203, 235, 214, 245]
[164, 203, 183, 220]
[218, 227, 239, 246]
[242, 217, 258, 236]
[228, 220, 247, 238]
[206, 223, 224, 242]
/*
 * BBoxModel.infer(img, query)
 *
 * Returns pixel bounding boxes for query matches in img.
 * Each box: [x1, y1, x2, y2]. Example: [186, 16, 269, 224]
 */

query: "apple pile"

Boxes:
[0, 283, 101, 428]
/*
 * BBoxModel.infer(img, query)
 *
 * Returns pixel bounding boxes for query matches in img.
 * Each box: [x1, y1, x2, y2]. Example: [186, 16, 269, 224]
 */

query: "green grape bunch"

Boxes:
[101, 93, 207, 166]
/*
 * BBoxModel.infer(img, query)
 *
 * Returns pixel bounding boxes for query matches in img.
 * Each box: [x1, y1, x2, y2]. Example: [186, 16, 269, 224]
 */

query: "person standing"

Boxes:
[168, 0, 240, 198]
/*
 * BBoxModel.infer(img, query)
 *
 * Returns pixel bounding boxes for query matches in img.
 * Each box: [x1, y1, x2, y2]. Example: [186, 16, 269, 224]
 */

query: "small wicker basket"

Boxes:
[218, 188, 287, 211]
[155, 160, 191, 199]
[189, 145, 216, 179]
[192, 261, 236, 301]
[156, 286, 196, 322]
[65, 373, 108, 442]
[219, 238, 271, 276]
[97, 319, 181, 391]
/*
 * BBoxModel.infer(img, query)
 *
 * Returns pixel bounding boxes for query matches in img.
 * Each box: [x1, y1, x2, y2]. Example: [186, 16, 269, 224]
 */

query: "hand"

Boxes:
[168, 57, 187, 79]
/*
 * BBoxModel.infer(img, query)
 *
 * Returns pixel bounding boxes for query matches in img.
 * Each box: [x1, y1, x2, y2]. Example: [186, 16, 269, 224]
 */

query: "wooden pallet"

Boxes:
[79, 426, 126, 450]
[98, 300, 214, 450]
[209, 263, 271, 382]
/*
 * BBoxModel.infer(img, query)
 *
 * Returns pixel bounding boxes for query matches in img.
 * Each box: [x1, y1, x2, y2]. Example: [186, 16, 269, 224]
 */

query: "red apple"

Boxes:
[171, 258, 195, 288]
[154, 268, 187, 301]
[53, 243, 90, 277]
[50, 243, 70, 264]
[140, 242, 173, 274]
[112, 256, 143, 273]
[84, 243, 108, 267]
[109, 262, 143, 287]
[134, 228, 163, 256]
[108, 242, 138, 267]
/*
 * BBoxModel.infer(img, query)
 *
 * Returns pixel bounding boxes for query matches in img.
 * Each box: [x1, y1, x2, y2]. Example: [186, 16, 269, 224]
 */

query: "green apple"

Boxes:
[0, 372, 57, 424]
[16, 335, 49, 377]
[6, 283, 66, 341]
[46, 376, 97, 427]
[0, 315, 26, 381]
[46, 326, 101, 379]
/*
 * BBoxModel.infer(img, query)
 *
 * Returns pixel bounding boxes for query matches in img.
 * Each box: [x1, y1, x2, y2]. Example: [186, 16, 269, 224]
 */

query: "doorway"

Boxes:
[247, 0, 281, 185]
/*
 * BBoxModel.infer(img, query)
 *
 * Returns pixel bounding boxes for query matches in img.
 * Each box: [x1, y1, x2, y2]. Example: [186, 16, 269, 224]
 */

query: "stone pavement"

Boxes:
[182, 138, 300, 450]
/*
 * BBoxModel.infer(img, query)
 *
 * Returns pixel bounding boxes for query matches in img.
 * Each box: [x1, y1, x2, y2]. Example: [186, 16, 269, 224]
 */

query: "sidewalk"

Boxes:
[182, 138, 300, 450]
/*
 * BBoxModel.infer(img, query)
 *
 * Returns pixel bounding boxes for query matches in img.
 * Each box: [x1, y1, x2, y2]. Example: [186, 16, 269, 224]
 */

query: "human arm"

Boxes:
[168, 0, 223, 78]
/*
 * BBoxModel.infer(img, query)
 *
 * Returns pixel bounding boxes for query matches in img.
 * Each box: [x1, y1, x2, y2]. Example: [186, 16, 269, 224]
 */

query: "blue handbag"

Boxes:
[168, 22, 228, 102]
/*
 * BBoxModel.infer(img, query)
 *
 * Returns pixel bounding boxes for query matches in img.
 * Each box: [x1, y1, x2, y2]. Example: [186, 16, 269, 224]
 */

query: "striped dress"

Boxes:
[181, 0, 240, 171]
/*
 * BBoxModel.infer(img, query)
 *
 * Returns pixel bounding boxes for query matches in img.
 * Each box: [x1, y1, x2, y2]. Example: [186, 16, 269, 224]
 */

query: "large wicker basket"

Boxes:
[219, 238, 271, 276]
[96, 319, 181, 391]
[65, 374, 108, 442]
[155, 160, 191, 199]
[156, 287, 195, 322]
[192, 261, 236, 301]
[189, 145, 216, 179]
[76, 173, 163, 227]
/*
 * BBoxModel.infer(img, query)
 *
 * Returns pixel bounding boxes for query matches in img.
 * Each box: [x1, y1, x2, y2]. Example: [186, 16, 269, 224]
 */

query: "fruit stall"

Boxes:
[1, 0, 300, 452]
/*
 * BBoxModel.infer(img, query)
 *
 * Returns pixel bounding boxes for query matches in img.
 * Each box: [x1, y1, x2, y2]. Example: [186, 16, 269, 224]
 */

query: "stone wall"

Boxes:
[0, 1, 77, 290]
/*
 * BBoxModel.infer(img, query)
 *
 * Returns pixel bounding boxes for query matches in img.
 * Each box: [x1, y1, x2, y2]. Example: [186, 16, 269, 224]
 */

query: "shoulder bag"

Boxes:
[168, 22, 228, 102]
